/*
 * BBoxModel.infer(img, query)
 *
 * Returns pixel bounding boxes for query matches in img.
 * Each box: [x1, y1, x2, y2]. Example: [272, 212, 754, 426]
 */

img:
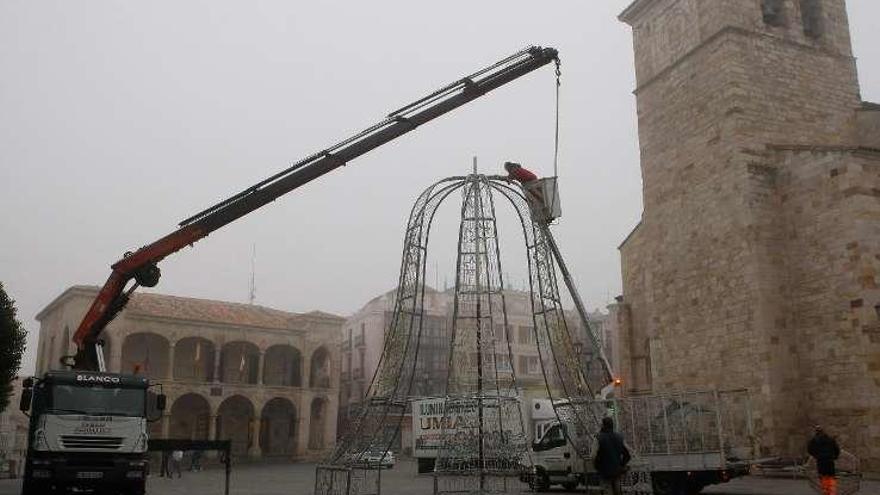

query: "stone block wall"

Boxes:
[858, 105, 880, 149]
[617, 0, 880, 470]
[621, 0, 855, 89]
[771, 147, 880, 463]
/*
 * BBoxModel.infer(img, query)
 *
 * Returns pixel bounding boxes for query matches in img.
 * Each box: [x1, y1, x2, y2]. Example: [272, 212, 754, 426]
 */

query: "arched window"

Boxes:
[260, 398, 297, 455]
[216, 395, 256, 455]
[220, 341, 260, 384]
[173, 338, 215, 382]
[121, 333, 171, 379]
[170, 394, 211, 440]
[263, 345, 302, 387]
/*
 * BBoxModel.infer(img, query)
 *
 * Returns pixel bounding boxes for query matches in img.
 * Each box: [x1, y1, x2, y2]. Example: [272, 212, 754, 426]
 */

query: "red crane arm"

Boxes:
[71, 225, 204, 359]
[71, 46, 559, 370]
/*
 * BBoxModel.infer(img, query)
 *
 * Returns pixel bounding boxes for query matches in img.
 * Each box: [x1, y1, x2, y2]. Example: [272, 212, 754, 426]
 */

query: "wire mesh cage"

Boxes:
[314, 465, 381, 495]
[433, 473, 533, 495]
[621, 462, 657, 495]
[604, 390, 754, 462]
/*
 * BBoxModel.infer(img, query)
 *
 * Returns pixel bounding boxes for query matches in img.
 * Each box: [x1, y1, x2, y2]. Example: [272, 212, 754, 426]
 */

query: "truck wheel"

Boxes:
[685, 481, 704, 495]
[529, 472, 550, 492]
[651, 473, 686, 495]
[20, 479, 35, 495]
[562, 481, 578, 491]
[21, 479, 50, 495]
[128, 480, 146, 495]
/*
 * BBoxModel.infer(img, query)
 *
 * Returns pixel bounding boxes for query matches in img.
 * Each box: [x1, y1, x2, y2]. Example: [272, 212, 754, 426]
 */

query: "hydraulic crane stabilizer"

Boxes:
[70, 46, 560, 371]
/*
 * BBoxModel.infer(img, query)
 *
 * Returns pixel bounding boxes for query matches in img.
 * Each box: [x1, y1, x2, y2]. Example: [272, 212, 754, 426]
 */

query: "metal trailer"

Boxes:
[602, 389, 755, 494]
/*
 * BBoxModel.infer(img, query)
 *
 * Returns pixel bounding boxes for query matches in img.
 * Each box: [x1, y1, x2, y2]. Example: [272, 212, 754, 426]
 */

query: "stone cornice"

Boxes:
[632, 26, 854, 96]
[35, 285, 99, 321]
[618, 221, 643, 250]
[124, 312, 307, 337]
[619, 0, 663, 25]
[767, 144, 880, 155]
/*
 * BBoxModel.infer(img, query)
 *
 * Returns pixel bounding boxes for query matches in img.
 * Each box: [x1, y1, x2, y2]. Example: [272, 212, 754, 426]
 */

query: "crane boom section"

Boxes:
[71, 46, 559, 370]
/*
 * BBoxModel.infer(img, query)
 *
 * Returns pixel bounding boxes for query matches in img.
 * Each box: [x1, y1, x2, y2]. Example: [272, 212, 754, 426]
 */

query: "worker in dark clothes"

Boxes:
[159, 450, 170, 477]
[593, 417, 631, 495]
[808, 425, 841, 495]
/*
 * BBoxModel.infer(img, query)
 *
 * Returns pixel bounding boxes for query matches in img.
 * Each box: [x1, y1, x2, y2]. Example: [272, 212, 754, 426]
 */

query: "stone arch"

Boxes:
[170, 393, 211, 440]
[308, 397, 328, 450]
[216, 395, 255, 456]
[259, 397, 297, 456]
[121, 332, 170, 380]
[220, 341, 260, 384]
[309, 347, 331, 388]
[263, 345, 302, 387]
[173, 337, 216, 382]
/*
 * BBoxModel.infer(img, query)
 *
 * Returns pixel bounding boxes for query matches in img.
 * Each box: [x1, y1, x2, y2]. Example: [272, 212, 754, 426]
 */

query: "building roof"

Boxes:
[37, 285, 344, 330]
[127, 292, 299, 329]
[618, 220, 643, 250]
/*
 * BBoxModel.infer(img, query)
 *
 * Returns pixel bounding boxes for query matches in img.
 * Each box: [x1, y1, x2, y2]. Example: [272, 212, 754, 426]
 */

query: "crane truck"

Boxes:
[18, 46, 560, 495]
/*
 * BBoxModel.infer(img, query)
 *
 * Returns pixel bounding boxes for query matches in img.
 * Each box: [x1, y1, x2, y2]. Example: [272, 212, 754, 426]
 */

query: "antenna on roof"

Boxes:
[248, 243, 257, 305]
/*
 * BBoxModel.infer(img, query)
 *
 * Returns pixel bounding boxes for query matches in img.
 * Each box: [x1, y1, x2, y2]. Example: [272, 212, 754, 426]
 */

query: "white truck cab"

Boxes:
[529, 422, 585, 491]
[526, 390, 755, 495]
[19, 371, 166, 495]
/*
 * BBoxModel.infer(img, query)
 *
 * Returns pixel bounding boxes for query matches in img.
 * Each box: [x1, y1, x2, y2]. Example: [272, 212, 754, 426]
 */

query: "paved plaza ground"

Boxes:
[0, 460, 876, 495]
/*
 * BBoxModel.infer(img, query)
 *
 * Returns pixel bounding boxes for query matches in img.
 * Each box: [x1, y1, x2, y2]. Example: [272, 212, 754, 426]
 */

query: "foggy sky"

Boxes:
[2, 1, 878, 374]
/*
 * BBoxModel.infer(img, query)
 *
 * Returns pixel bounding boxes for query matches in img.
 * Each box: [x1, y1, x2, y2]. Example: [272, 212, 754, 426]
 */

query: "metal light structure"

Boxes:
[431, 173, 531, 494]
[315, 172, 638, 495]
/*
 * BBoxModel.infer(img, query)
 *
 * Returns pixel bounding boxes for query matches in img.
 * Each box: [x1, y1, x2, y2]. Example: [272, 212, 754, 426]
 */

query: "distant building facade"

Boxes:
[567, 308, 618, 377]
[338, 286, 613, 450]
[616, 0, 880, 469]
[35, 286, 342, 460]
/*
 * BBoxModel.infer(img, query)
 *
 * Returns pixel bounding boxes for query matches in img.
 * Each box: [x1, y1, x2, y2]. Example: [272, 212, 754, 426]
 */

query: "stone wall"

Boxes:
[771, 147, 880, 460]
[858, 105, 880, 149]
[617, 0, 880, 470]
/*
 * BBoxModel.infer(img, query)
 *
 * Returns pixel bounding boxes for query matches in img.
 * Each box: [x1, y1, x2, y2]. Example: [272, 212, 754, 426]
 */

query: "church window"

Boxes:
[800, 0, 823, 38]
[762, 0, 786, 27]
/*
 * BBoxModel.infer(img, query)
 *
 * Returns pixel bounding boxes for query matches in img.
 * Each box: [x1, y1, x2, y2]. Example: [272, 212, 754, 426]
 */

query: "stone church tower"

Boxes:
[615, 0, 880, 468]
